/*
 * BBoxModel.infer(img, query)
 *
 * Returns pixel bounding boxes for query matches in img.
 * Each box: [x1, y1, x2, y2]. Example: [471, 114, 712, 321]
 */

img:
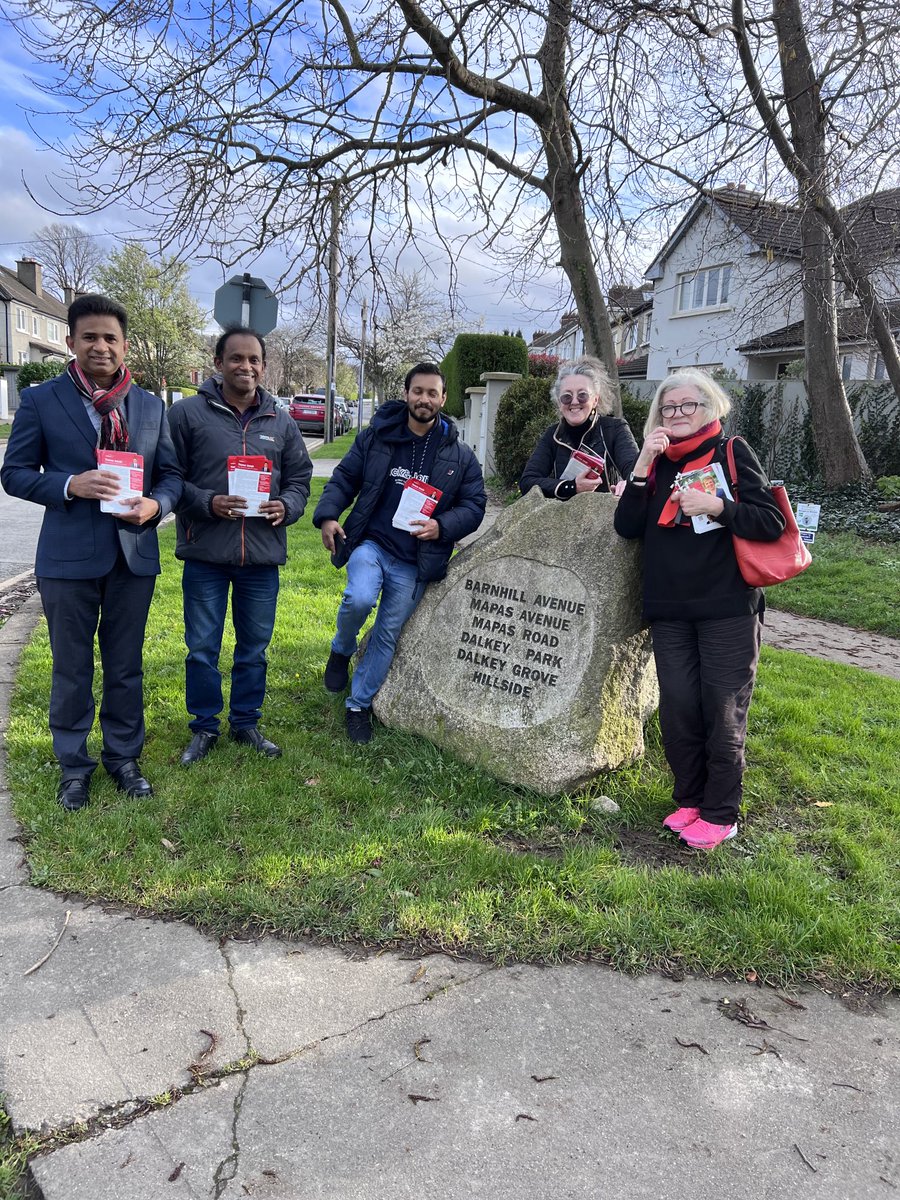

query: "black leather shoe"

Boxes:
[228, 726, 282, 758]
[324, 650, 351, 693]
[110, 761, 154, 798]
[57, 776, 90, 812]
[180, 731, 219, 766]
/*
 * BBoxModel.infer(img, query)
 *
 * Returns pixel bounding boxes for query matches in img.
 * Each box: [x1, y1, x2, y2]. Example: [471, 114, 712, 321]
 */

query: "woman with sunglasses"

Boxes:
[519, 356, 639, 499]
[614, 370, 785, 850]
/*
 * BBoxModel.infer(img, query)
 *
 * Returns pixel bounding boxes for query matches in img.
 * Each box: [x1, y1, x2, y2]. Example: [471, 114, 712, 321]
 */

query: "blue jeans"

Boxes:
[332, 540, 425, 709]
[182, 559, 280, 733]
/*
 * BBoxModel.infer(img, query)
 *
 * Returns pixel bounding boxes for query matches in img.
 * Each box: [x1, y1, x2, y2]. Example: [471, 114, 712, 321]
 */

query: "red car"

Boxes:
[288, 394, 326, 436]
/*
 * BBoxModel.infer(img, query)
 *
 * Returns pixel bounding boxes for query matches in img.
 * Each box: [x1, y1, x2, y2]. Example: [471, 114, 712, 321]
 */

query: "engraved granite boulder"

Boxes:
[374, 488, 658, 795]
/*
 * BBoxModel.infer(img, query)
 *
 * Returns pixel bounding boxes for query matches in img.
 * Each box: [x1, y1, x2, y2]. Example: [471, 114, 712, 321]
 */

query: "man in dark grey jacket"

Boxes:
[167, 327, 312, 764]
[313, 363, 486, 744]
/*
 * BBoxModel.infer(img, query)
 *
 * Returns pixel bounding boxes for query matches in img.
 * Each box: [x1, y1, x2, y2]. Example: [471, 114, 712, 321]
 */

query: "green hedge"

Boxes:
[442, 333, 528, 418]
[493, 376, 556, 487]
[620, 384, 651, 447]
[16, 360, 66, 389]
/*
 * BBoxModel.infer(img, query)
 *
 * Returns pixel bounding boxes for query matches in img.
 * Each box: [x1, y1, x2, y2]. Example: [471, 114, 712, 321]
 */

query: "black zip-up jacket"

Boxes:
[520, 412, 639, 498]
[168, 380, 312, 566]
[613, 434, 785, 621]
[312, 401, 487, 583]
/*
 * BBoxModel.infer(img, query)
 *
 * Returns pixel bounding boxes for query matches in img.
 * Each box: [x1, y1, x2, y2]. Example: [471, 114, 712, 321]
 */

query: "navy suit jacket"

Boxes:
[0, 372, 183, 579]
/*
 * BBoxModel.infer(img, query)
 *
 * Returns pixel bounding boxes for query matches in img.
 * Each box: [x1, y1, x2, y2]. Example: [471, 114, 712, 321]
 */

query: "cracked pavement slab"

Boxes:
[0, 887, 248, 1132]
[27, 963, 900, 1199]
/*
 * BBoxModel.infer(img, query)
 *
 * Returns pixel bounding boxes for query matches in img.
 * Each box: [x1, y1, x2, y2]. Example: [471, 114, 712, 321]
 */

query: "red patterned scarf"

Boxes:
[67, 359, 132, 451]
[657, 420, 722, 527]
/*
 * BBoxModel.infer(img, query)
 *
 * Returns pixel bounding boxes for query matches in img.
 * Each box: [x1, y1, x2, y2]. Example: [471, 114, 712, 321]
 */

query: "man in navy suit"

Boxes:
[1, 294, 183, 811]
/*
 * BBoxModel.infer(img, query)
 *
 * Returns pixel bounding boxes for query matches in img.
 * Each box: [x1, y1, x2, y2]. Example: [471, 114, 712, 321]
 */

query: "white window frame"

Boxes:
[18, 350, 29, 364]
[675, 264, 732, 314]
[624, 321, 639, 352]
[47, 320, 60, 344]
[840, 354, 853, 382]
[32, 314, 40, 336]
[872, 353, 886, 381]
[16, 308, 27, 332]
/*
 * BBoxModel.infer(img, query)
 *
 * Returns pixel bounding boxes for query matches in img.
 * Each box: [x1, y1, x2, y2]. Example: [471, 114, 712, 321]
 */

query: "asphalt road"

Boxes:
[0, 431, 332, 590]
[0, 446, 43, 584]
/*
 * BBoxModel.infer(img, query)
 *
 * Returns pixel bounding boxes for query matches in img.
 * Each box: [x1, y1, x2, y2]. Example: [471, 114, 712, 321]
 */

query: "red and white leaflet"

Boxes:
[227, 455, 272, 517]
[96, 449, 144, 515]
[392, 478, 443, 531]
[560, 448, 605, 482]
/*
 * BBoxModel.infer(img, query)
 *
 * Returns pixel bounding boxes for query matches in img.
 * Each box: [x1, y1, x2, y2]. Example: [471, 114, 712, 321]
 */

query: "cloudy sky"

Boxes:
[0, 37, 573, 344]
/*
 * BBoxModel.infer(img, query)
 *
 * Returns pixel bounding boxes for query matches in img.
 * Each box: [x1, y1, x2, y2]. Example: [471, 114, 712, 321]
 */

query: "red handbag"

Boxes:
[725, 438, 812, 587]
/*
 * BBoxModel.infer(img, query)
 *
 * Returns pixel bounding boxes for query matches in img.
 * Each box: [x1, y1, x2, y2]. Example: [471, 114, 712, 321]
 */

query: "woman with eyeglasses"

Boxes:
[614, 370, 785, 850]
[519, 356, 639, 499]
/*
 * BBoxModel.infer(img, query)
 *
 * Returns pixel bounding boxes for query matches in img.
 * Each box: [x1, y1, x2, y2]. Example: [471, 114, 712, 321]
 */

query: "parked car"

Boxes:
[288, 394, 326, 436]
[334, 397, 351, 435]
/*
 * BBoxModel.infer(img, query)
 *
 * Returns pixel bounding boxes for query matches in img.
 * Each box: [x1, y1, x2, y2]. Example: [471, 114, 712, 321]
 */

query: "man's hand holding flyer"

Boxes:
[392, 479, 443, 532]
[96, 449, 144, 515]
[227, 455, 272, 517]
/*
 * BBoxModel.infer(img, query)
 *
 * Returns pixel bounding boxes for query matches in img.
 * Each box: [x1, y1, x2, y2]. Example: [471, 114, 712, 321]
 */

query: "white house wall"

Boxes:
[646, 205, 803, 378]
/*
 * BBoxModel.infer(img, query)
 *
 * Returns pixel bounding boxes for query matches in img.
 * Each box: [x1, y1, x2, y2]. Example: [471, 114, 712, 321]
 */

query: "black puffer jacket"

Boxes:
[168, 380, 312, 566]
[312, 401, 487, 583]
[519, 412, 639, 498]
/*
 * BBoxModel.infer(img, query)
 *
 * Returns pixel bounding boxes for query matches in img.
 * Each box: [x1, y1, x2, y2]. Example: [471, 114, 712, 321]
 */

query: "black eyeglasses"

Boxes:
[659, 400, 704, 419]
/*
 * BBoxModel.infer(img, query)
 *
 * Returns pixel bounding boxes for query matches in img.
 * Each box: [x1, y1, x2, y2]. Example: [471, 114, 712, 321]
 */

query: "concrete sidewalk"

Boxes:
[1, 600, 899, 1198]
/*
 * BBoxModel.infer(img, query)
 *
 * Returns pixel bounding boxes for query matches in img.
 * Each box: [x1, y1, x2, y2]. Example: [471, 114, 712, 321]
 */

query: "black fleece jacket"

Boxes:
[312, 401, 486, 583]
[613, 434, 786, 621]
[520, 412, 639, 498]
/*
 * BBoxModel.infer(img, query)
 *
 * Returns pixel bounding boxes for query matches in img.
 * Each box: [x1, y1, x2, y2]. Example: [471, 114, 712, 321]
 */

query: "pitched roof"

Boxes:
[608, 286, 653, 317]
[709, 187, 803, 256]
[840, 189, 900, 265]
[737, 300, 900, 353]
[617, 352, 648, 378]
[0, 266, 68, 320]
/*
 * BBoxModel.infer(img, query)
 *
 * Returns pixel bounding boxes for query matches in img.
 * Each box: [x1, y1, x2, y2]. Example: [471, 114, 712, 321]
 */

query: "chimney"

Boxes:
[64, 286, 75, 307]
[17, 257, 42, 296]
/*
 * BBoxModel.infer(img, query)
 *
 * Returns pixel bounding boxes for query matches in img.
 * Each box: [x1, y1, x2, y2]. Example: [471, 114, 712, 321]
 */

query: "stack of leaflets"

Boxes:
[227, 455, 272, 517]
[674, 463, 733, 533]
[96, 449, 144, 515]
[560, 448, 605, 483]
[392, 479, 443, 531]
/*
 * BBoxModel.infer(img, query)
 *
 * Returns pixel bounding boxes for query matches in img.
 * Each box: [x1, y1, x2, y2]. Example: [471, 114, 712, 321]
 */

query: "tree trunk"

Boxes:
[538, 0, 621, 411]
[770, 0, 870, 485]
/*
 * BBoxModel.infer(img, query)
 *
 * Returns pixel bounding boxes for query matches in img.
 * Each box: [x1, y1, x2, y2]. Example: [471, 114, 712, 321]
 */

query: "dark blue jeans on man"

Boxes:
[182, 560, 280, 733]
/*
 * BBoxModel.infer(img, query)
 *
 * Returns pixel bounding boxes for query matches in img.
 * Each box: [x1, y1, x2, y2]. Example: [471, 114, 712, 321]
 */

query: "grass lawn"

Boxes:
[767, 530, 900, 637]
[0, 424, 12, 440]
[6, 481, 900, 990]
[310, 428, 362, 460]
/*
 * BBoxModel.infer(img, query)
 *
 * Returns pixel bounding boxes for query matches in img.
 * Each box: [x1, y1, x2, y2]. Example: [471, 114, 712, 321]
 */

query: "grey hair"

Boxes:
[550, 355, 615, 415]
[644, 369, 732, 436]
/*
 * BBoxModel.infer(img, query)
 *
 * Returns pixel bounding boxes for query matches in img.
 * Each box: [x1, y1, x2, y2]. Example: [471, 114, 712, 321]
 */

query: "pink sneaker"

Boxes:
[680, 818, 738, 849]
[662, 806, 702, 834]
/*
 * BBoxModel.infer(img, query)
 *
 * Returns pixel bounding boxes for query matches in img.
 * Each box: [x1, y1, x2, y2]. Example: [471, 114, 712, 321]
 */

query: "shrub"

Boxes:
[17, 360, 66, 389]
[528, 352, 559, 379]
[876, 475, 900, 500]
[441, 333, 528, 417]
[493, 376, 555, 487]
[620, 384, 650, 446]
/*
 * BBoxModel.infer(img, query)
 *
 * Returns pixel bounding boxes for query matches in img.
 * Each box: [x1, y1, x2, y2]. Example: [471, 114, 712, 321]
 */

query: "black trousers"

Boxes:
[651, 614, 762, 825]
[37, 556, 157, 778]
